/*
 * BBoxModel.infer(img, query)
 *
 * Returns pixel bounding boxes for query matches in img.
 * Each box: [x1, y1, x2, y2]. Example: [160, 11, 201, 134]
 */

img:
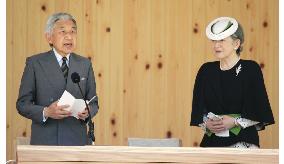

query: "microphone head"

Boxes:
[71, 72, 80, 83]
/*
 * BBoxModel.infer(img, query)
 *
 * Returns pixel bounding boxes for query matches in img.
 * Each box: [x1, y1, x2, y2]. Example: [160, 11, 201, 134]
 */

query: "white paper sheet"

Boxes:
[57, 90, 86, 119]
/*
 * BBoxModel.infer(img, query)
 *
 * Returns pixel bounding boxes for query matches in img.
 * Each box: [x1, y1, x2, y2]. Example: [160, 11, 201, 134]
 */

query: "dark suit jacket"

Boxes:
[16, 50, 99, 145]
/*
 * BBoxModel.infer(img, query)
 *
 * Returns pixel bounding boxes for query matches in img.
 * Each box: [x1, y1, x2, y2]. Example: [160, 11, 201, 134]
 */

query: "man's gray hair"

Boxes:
[45, 12, 77, 34]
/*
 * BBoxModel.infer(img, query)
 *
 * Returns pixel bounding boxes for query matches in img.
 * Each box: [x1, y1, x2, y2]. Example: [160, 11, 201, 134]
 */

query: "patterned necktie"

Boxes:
[61, 57, 68, 81]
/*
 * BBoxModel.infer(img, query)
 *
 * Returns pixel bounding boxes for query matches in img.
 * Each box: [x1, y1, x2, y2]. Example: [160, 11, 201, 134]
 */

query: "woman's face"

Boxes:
[210, 36, 239, 59]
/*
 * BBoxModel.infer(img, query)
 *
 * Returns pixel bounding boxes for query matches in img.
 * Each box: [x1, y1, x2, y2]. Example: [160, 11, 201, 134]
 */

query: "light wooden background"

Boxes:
[7, 0, 279, 160]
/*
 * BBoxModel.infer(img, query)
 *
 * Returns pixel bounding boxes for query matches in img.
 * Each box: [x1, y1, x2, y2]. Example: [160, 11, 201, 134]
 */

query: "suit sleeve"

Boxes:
[85, 61, 99, 118]
[16, 57, 45, 124]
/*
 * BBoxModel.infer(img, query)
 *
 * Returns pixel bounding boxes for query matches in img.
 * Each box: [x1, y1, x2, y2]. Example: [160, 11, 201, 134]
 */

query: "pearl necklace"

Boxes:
[220, 57, 241, 71]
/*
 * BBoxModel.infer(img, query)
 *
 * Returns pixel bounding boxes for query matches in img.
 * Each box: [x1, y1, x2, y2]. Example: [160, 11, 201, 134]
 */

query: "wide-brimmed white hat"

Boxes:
[206, 17, 238, 40]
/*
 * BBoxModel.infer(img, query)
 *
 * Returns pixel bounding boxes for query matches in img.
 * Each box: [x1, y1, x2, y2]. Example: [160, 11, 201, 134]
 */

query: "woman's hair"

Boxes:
[231, 23, 244, 56]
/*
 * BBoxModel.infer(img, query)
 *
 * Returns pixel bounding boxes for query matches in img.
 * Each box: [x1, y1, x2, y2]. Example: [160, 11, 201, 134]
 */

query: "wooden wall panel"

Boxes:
[205, 0, 218, 61]
[256, 0, 279, 148]
[122, 0, 139, 141]
[6, 0, 13, 160]
[270, 0, 279, 149]
[108, 0, 124, 145]
[8, 0, 29, 161]
[150, 0, 167, 139]
[7, 0, 279, 160]
[95, 0, 112, 145]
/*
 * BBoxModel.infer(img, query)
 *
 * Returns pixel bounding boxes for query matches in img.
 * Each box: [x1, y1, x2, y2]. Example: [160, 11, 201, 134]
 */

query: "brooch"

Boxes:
[236, 64, 242, 76]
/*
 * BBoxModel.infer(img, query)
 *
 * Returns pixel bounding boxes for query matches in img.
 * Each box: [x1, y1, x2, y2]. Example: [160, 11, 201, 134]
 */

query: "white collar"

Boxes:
[53, 48, 70, 63]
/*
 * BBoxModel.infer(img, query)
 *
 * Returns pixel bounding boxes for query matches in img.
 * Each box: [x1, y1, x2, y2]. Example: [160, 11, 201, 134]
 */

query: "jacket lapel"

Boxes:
[66, 53, 84, 97]
[38, 50, 66, 92]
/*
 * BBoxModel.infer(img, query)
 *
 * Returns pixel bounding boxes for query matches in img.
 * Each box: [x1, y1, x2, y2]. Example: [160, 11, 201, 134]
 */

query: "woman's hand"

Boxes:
[205, 119, 226, 133]
[205, 115, 236, 133]
[221, 115, 236, 130]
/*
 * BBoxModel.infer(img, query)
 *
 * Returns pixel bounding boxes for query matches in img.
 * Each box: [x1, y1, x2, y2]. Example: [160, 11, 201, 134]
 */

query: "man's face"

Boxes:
[46, 19, 77, 56]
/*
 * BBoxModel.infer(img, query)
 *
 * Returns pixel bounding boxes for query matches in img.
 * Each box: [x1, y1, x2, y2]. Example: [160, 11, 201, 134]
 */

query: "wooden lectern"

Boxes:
[17, 145, 278, 164]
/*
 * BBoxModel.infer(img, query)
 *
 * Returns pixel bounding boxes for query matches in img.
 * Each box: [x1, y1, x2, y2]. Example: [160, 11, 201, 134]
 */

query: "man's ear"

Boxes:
[45, 32, 52, 45]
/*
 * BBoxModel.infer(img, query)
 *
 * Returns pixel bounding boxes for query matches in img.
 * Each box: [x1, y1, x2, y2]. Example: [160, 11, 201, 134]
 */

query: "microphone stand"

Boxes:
[75, 83, 95, 144]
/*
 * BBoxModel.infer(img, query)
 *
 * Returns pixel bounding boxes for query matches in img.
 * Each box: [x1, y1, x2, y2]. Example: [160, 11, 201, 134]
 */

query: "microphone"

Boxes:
[71, 72, 95, 143]
[71, 72, 80, 83]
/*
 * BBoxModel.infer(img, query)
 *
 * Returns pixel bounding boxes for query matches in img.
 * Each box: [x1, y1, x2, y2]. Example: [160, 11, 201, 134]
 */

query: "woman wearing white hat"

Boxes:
[190, 17, 274, 148]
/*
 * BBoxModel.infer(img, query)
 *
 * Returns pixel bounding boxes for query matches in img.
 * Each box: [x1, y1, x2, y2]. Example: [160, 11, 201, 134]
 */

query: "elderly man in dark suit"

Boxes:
[16, 12, 99, 145]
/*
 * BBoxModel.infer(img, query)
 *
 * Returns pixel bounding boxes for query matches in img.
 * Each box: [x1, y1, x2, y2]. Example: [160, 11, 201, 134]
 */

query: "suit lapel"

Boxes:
[38, 50, 66, 92]
[66, 53, 83, 95]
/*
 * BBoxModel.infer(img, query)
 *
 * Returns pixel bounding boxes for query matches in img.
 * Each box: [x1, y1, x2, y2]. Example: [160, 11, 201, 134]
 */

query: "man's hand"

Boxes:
[78, 108, 89, 120]
[44, 101, 71, 119]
